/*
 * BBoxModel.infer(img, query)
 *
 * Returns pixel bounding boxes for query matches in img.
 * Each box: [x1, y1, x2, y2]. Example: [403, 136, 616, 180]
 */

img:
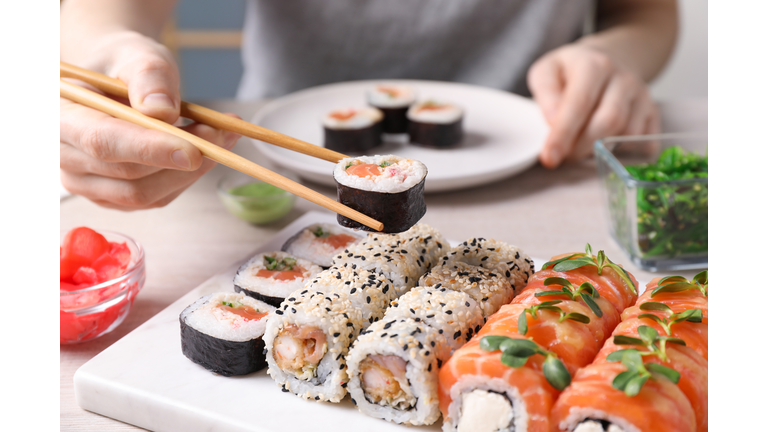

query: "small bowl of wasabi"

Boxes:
[217, 170, 297, 224]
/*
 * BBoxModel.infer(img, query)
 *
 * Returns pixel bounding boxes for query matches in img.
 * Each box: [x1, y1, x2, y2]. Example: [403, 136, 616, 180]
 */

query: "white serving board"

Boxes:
[74, 211, 629, 432]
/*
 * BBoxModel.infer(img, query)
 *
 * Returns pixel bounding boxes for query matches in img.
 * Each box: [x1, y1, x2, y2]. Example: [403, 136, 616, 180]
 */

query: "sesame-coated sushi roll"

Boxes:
[264, 289, 364, 402]
[367, 85, 416, 134]
[180, 292, 275, 376]
[281, 223, 364, 268]
[419, 261, 515, 319]
[322, 107, 383, 154]
[407, 100, 463, 148]
[233, 252, 323, 307]
[386, 286, 485, 353]
[347, 317, 450, 425]
[332, 223, 448, 296]
[334, 154, 427, 233]
[264, 266, 395, 402]
[438, 237, 535, 294]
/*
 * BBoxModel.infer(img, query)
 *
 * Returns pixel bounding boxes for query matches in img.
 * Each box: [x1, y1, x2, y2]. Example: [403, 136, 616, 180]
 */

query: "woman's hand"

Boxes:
[60, 31, 241, 210]
[528, 43, 661, 168]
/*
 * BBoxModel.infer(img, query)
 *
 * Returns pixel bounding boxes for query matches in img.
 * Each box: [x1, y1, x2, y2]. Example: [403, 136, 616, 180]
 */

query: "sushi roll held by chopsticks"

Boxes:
[334, 155, 427, 233]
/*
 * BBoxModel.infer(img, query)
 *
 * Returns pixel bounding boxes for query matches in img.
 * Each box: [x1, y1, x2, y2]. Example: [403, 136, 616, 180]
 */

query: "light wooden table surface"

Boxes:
[60, 98, 707, 431]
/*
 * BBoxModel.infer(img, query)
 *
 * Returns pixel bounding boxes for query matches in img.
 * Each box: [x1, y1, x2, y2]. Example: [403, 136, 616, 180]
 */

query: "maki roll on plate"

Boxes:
[322, 107, 383, 154]
[281, 223, 364, 268]
[334, 154, 427, 233]
[407, 100, 464, 148]
[180, 292, 275, 376]
[366, 85, 416, 134]
[234, 252, 323, 307]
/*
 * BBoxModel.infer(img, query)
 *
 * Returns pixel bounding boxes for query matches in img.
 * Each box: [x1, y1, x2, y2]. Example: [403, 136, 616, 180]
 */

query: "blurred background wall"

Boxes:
[169, 0, 707, 101]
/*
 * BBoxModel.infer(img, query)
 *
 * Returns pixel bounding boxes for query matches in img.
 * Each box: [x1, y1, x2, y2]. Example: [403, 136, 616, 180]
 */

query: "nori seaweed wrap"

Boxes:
[322, 107, 384, 154]
[366, 85, 416, 134]
[334, 155, 427, 233]
[180, 292, 275, 376]
[407, 100, 464, 149]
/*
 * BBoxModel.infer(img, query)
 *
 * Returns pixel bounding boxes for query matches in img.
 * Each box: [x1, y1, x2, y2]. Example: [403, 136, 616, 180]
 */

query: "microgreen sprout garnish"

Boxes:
[264, 256, 297, 271]
[637, 302, 703, 336]
[312, 226, 327, 238]
[541, 244, 637, 294]
[613, 325, 685, 363]
[651, 270, 708, 297]
[222, 301, 234, 307]
[345, 162, 353, 170]
[537, 277, 603, 318]
[517, 300, 590, 336]
[379, 161, 391, 168]
[606, 348, 681, 397]
[480, 335, 571, 390]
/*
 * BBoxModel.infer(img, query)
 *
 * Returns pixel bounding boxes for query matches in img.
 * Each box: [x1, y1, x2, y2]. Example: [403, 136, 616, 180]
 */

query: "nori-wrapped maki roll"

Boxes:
[322, 107, 383, 154]
[334, 154, 427, 233]
[407, 100, 464, 148]
[180, 292, 275, 376]
[233, 251, 323, 307]
[366, 85, 416, 134]
[281, 223, 364, 268]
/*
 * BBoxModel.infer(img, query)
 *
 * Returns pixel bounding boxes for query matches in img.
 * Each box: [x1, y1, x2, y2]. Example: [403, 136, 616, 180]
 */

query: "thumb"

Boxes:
[117, 48, 181, 125]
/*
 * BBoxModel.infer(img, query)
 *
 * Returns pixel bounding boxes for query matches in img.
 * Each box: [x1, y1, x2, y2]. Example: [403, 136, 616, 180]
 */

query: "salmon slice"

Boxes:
[346, 163, 381, 178]
[438, 339, 557, 432]
[610, 316, 708, 361]
[255, 266, 307, 281]
[318, 233, 357, 249]
[593, 325, 709, 432]
[622, 278, 708, 324]
[551, 361, 696, 432]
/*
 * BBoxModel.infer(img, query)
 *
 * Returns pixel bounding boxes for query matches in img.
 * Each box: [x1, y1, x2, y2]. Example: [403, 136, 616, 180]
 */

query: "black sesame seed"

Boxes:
[453, 331, 461, 339]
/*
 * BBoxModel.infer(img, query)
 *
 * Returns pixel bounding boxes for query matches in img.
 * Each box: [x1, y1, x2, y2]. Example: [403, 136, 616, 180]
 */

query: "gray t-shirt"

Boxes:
[237, 0, 591, 100]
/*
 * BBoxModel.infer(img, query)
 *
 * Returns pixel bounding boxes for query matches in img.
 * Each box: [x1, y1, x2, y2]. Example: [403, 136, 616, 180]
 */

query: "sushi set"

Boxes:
[251, 79, 548, 192]
[73, 210, 707, 431]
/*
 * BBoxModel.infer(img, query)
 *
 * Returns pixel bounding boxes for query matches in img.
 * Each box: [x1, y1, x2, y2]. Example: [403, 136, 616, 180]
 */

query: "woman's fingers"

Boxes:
[60, 99, 204, 171]
[536, 49, 613, 168]
[61, 115, 241, 210]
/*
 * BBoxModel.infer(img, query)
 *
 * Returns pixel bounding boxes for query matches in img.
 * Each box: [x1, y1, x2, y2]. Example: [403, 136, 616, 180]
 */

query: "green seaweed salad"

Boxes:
[626, 146, 708, 258]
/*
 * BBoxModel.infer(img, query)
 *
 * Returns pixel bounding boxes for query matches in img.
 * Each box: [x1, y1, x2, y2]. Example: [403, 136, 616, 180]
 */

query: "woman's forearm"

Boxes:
[576, 0, 679, 82]
[60, 0, 176, 64]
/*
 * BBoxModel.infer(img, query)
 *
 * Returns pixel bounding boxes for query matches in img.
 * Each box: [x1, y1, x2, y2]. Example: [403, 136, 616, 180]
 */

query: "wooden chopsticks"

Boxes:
[60, 79, 384, 232]
[60, 61, 349, 163]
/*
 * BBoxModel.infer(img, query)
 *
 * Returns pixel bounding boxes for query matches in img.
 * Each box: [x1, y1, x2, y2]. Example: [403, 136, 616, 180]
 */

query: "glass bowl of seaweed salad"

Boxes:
[595, 133, 707, 271]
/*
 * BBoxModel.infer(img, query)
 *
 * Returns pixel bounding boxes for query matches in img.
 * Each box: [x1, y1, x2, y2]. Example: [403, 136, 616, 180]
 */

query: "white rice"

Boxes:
[322, 107, 383, 129]
[282, 223, 364, 267]
[334, 154, 427, 193]
[367, 84, 416, 108]
[407, 100, 463, 124]
[183, 292, 274, 342]
[560, 408, 639, 432]
[234, 251, 323, 298]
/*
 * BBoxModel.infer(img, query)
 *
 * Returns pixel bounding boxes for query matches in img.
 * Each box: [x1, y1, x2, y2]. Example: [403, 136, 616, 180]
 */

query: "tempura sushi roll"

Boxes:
[438, 237, 535, 293]
[264, 289, 363, 402]
[347, 317, 450, 425]
[233, 251, 323, 307]
[334, 154, 427, 233]
[281, 223, 364, 268]
[264, 266, 395, 402]
[419, 261, 515, 319]
[333, 223, 447, 296]
[407, 100, 463, 148]
[180, 292, 274, 376]
[366, 84, 416, 134]
[322, 107, 383, 154]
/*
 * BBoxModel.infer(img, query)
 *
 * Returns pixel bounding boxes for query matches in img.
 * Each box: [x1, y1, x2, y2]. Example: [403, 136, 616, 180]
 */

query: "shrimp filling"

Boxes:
[360, 355, 416, 410]
[457, 390, 514, 432]
[273, 325, 327, 380]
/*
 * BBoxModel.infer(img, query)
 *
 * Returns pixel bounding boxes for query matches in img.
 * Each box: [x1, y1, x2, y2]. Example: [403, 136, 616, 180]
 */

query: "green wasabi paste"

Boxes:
[221, 182, 294, 224]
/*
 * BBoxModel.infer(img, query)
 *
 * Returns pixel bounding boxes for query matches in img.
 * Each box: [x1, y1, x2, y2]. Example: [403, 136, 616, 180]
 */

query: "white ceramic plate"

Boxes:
[251, 80, 548, 192]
